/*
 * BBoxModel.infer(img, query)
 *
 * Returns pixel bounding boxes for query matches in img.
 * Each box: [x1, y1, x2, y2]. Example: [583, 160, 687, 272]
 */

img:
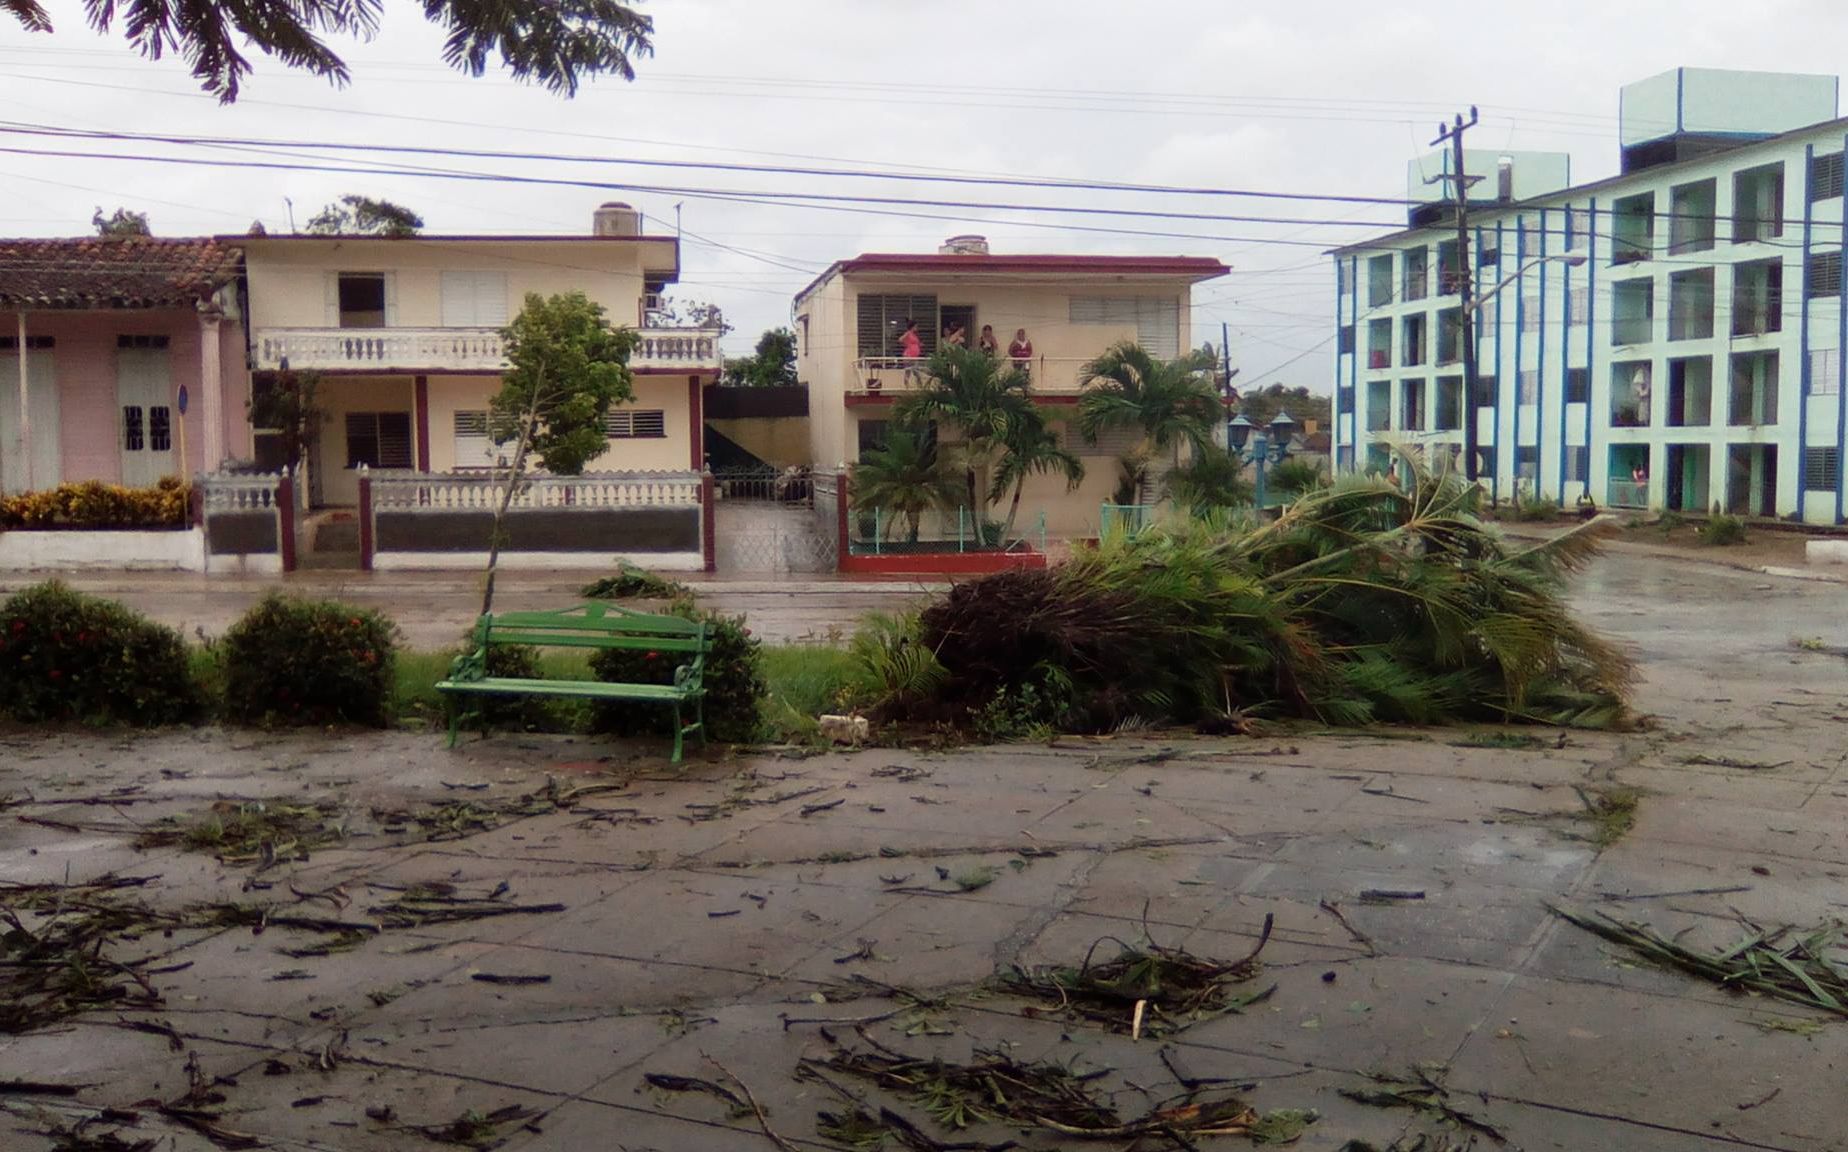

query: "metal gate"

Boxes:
[712, 465, 838, 574]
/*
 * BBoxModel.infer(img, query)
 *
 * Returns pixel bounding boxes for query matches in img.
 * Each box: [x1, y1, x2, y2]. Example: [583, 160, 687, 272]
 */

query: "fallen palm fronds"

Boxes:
[1568, 785, 1640, 847]
[1338, 1068, 1504, 1143]
[1551, 904, 1848, 1016]
[808, 1031, 1258, 1144]
[136, 800, 346, 866]
[1001, 914, 1275, 1037]
[915, 454, 1633, 734]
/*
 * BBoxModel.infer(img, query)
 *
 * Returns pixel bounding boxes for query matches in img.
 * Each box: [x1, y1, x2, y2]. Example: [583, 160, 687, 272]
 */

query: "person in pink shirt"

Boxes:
[897, 319, 922, 359]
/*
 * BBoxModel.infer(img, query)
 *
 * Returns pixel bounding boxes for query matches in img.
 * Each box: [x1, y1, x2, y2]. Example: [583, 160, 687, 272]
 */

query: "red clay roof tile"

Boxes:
[0, 236, 242, 310]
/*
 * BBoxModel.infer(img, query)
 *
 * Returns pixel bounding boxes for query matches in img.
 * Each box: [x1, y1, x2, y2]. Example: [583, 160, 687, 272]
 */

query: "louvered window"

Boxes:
[453, 410, 496, 468]
[440, 272, 509, 327]
[345, 412, 412, 469]
[606, 409, 667, 438]
[1804, 447, 1840, 491]
[1068, 296, 1181, 358]
[1810, 152, 1843, 201]
[1805, 251, 1841, 299]
[856, 294, 938, 357]
[1809, 348, 1841, 396]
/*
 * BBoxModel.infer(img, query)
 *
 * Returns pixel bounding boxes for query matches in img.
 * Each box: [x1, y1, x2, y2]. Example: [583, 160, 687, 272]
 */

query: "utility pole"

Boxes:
[1432, 108, 1482, 481]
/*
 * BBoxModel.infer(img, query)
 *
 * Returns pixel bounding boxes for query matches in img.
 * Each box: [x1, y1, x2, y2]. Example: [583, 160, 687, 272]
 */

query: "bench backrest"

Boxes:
[475, 602, 709, 654]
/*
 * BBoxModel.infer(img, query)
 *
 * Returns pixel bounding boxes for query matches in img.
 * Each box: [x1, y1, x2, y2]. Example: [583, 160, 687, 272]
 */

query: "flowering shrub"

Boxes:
[219, 595, 399, 726]
[0, 581, 202, 725]
[590, 603, 765, 743]
[0, 477, 192, 530]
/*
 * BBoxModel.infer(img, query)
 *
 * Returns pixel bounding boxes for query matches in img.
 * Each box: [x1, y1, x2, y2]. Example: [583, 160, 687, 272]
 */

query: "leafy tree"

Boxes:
[722, 327, 799, 388]
[896, 345, 1035, 529]
[1077, 343, 1223, 505]
[247, 368, 323, 473]
[990, 419, 1083, 546]
[1236, 383, 1332, 429]
[850, 429, 960, 544]
[480, 291, 636, 614]
[656, 296, 732, 334]
[4, 0, 654, 103]
[1162, 445, 1252, 516]
[92, 207, 150, 237]
[305, 196, 424, 237]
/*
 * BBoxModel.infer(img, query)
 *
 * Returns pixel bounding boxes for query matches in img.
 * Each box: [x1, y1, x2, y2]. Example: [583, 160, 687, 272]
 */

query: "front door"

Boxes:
[117, 347, 176, 487]
[0, 350, 61, 493]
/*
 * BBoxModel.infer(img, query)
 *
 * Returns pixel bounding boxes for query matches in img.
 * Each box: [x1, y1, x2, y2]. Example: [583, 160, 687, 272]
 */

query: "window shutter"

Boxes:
[855, 295, 884, 357]
[384, 273, 399, 326]
[453, 410, 493, 467]
[476, 274, 509, 325]
[441, 272, 475, 326]
[325, 273, 341, 326]
[377, 412, 412, 468]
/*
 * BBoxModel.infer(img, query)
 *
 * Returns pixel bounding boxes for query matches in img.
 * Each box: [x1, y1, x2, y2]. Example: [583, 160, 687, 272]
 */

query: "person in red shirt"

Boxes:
[1008, 328, 1034, 372]
[897, 319, 922, 360]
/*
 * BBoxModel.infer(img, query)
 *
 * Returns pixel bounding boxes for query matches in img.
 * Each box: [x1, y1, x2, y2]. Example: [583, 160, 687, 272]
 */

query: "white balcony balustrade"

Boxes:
[253, 326, 721, 373]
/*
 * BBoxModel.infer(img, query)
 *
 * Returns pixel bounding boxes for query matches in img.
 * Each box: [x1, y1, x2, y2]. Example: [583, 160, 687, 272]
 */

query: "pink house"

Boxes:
[0, 237, 249, 493]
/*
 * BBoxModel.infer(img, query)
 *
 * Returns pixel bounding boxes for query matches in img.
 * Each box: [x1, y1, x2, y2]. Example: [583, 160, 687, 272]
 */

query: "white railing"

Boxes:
[255, 327, 506, 372]
[201, 471, 282, 511]
[848, 355, 1093, 396]
[632, 328, 721, 370]
[254, 326, 722, 373]
[369, 470, 702, 511]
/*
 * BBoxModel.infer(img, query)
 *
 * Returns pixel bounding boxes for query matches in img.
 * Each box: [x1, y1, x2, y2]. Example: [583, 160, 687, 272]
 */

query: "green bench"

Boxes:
[435, 602, 709, 762]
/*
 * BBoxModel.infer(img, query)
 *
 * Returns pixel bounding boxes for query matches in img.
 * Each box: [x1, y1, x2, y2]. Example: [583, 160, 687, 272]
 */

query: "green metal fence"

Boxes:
[850, 506, 1047, 555]
[1099, 502, 1158, 539]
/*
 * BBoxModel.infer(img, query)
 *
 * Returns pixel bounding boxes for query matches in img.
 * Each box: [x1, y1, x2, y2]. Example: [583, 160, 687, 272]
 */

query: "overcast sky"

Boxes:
[2, 0, 1844, 390]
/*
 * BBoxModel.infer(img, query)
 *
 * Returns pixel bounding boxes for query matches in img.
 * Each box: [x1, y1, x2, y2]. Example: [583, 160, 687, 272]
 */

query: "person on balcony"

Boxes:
[897, 319, 922, 360]
[1008, 328, 1034, 370]
[977, 324, 999, 356]
[943, 322, 967, 348]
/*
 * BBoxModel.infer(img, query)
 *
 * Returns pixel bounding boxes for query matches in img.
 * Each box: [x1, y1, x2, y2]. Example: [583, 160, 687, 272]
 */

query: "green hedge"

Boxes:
[0, 581, 202, 725]
[590, 604, 765, 742]
[219, 595, 399, 726]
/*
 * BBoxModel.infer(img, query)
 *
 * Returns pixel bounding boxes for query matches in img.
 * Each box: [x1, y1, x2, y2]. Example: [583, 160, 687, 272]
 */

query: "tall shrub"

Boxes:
[0, 582, 201, 725]
[220, 595, 398, 726]
[589, 603, 765, 743]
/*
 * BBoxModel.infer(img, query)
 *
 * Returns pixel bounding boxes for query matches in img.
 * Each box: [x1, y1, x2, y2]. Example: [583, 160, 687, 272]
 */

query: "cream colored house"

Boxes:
[236, 203, 721, 507]
[793, 237, 1229, 537]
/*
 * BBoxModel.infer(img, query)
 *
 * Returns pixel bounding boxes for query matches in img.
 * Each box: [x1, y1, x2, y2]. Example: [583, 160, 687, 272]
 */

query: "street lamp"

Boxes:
[1229, 409, 1295, 508]
[1461, 251, 1588, 482]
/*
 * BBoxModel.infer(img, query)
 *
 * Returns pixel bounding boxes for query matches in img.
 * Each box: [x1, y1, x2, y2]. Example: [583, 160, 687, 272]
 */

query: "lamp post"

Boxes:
[1229, 410, 1295, 508]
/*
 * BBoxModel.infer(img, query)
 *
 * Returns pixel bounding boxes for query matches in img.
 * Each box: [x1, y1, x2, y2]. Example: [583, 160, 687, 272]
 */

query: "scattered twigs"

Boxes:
[1318, 899, 1377, 956]
[1338, 1068, 1505, 1144]
[704, 1055, 802, 1152]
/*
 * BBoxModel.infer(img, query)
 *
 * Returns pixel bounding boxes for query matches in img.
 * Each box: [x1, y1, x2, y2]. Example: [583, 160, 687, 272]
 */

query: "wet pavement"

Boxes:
[3, 553, 1848, 1150]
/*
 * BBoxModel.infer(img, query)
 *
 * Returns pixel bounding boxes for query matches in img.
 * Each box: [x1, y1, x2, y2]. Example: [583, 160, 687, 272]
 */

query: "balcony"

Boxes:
[253, 326, 722, 374]
[848, 355, 1093, 399]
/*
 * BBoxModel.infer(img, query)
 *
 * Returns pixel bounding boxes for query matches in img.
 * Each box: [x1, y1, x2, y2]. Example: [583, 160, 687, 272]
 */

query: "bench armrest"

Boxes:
[673, 652, 706, 692]
[448, 648, 487, 683]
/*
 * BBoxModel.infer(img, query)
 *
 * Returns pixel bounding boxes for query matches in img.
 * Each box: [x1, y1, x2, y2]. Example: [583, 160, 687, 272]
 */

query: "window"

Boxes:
[1612, 278, 1654, 346]
[1474, 375, 1498, 406]
[337, 273, 387, 329]
[1611, 362, 1651, 427]
[1567, 206, 1592, 251]
[1367, 318, 1392, 369]
[1809, 348, 1841, 396]
[344, 412, 412, 469]
[1667, 178, 1717, 255]
[1612, 193, 1654, 264]
[1436, 308, 1462, 364]
[1338, 325, 1356, 355]
[149, 406, 171, 453]
[1402, 246, 1429, 302]
[1668, 268, 1715, 341]
[1365, 380, 1391, 431]
[1336, 446, 1355, 473]
[1068, 297, 1181, 357]
[1401, 379, 1427, 430]
[857, 419, 891, 458]
[1729, 351, 1780, 426]
[1478, 242, 1500, 267]
[123, 406, 144, 451]
[606, 408, 668, 438]
[1732, 259, 1783, 336]
[1335, 259, 1347, 296]
[1367, 255, 1393, 307]
[1733, 164, 1785, 242]
[1517, 369, 1539, 405]
[1565, 367, 1589, 404]
[1566, 445, 1590, 482]
[439, 272, 509, 327]
[453, 410, 495, 468]
[1400, 313, 1427, 366]
[1337, 383, 1356, 416]
[1805, 250, 1841, 299]
[856, 294, 938, 357]
[1520, 296, 1540, 333]
[1515, 444, 1539, 481]
[1804, 447, 1841, 491]
[1437, 240, 1463, 294]
[0, 335, 53, 351]
[1667, 357, 1714, 427]
[1567, 286, 1589, 326]
[1475, 446, 1497, 476]
[1434, 376, 1462, 430]
[116, 335, 169, 349]
[1810, 151, 1844, 202]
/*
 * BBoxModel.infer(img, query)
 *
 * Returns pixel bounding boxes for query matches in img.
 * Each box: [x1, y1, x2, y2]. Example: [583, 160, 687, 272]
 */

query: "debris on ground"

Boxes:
[1249, 1107, 1319, 1144]
[1337, 1068, 1505, 1143]
[1001, 914, 1274, 1037]
[135, 800, 345, 866]
[400, 1103, 541, 1149]
[1551, 904, 1848, 1016]
[809, 1029, 1262, 1143]
[1569, 785, 1640, 847]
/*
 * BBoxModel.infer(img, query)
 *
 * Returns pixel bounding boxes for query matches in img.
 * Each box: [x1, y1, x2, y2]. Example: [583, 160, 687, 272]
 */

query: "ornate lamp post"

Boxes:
[1228, 410, 1295, 508]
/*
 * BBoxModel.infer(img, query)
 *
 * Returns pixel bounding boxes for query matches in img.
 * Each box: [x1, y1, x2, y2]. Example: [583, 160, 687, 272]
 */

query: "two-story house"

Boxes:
[238, 202, 722, 507]
[1332, 67, 1848, 525]
[0, 236, 247, 493]
[794, 236, 1229, 537]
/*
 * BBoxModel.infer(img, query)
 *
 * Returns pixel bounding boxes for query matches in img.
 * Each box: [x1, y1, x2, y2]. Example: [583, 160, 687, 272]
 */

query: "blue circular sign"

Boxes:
[176, 384, 189, 415]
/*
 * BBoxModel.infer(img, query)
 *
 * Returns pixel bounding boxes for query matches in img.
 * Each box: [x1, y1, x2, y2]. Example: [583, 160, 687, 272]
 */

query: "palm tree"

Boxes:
[989, 415, 1084, 546]
[850, 429, 961, 544]
[895, 345, 1035, 524]
[1163, 444, 1252, 516]
[1077, 343, 1223, 505]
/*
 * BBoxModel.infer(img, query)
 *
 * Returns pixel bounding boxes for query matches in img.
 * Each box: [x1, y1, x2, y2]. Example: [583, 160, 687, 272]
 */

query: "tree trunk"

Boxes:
[1000, 480, 1025, 546]
[479, 399, 539, 618]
